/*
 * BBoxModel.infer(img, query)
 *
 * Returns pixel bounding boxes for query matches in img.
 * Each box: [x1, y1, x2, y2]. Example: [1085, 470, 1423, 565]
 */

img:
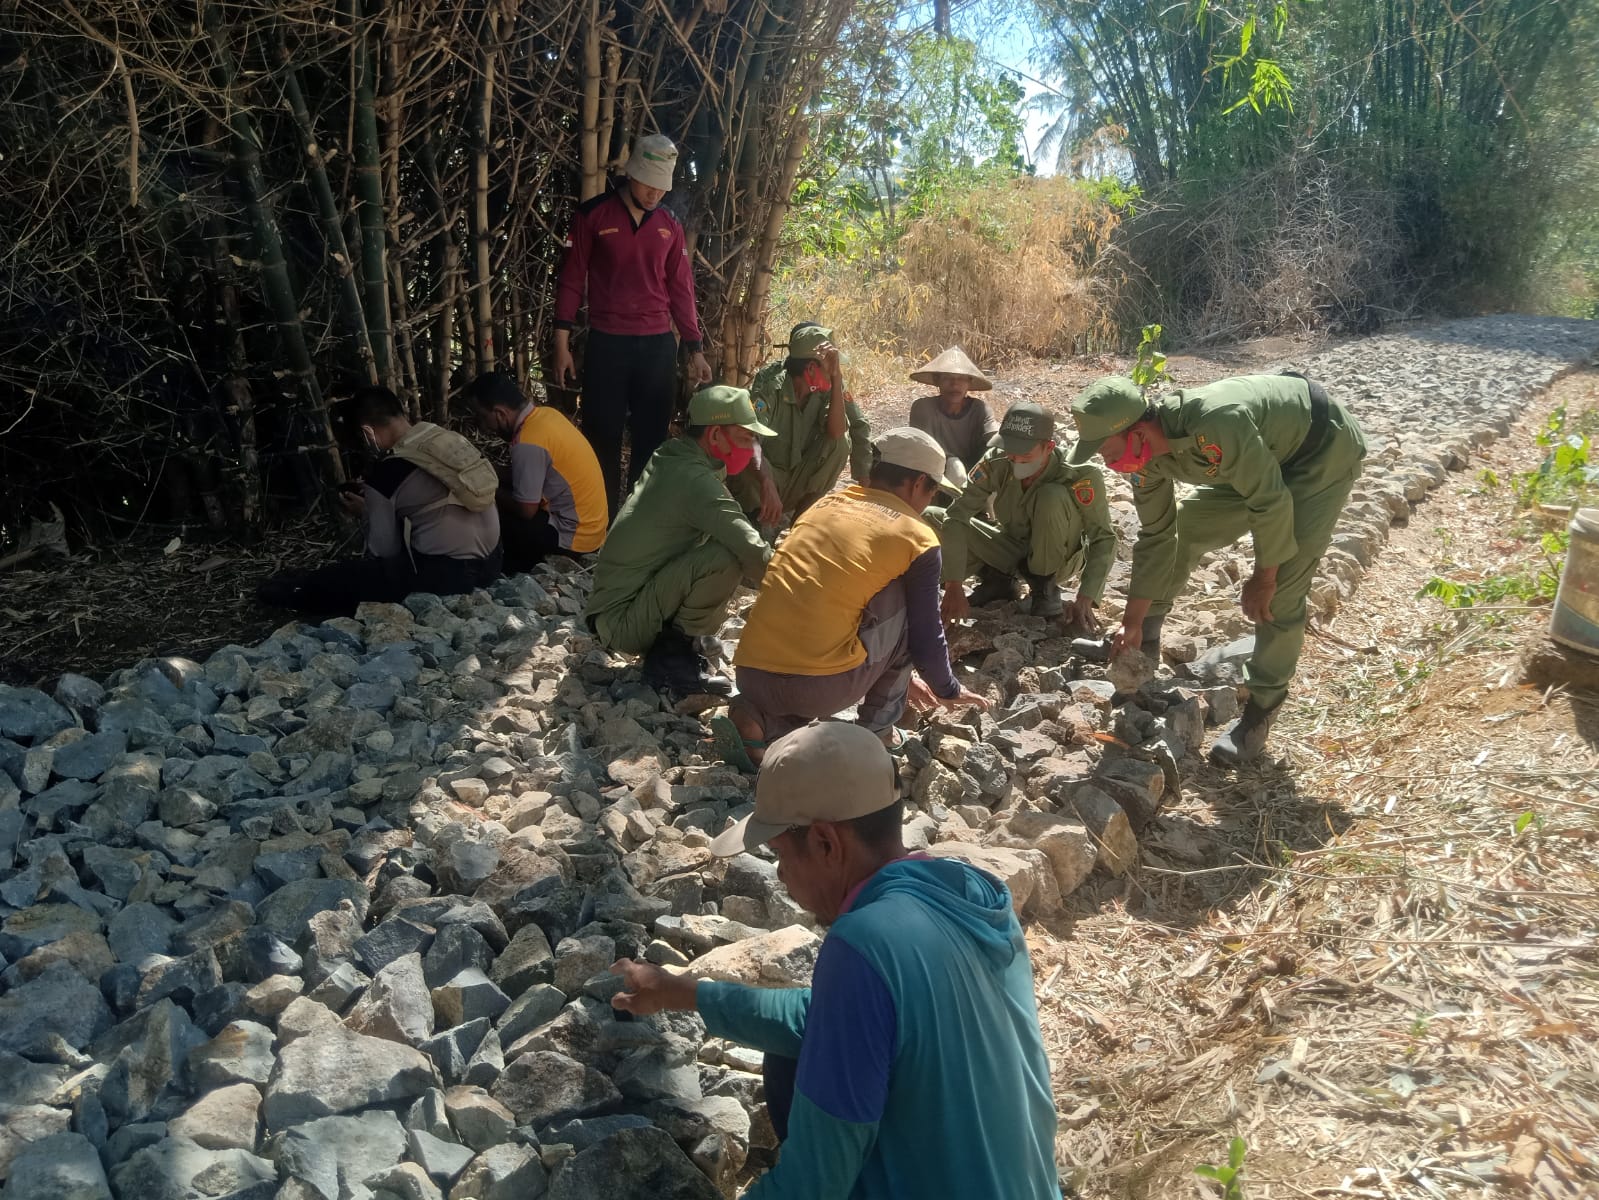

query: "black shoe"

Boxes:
[1021, 571, 1062, 618]
[1209, 699, 1280, 766]
[967, 566, 1020, 607]
[642, 629, 731, 698]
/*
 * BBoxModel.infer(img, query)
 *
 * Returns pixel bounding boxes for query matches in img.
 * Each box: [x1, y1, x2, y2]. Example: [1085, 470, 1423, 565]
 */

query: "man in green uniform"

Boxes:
[584, 386, 775, 699]
[928, 400, 1115, 628]
[729, 323, 873, 522]
[1068, 372, 1367, 765]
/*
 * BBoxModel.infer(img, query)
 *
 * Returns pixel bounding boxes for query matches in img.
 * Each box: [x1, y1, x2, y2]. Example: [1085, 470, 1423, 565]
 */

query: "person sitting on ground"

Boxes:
[256, 386, 502, 616]
[463, 371, 608, 572]
[723, 428, 986, 767]
[907, 345, 999, 488]
[727, 323, 872, 524]
[583, 385, 774, 699]
[610, 720, 1062, 1200]
[928, 399, 1115, 629]
[1067, 371, 1367, 765]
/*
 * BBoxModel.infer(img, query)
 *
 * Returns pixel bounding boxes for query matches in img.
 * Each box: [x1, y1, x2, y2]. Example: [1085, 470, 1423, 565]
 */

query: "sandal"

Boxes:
[708, 714, 763, 775]
[881, 726, 911, 757]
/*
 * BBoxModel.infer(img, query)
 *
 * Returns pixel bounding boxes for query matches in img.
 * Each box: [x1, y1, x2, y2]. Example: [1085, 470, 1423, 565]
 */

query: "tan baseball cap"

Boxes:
[625, 133, 678, 192]
[874, 426, 963, 490]
[709, 721, 898, 855]
[688, 385, 777, 436]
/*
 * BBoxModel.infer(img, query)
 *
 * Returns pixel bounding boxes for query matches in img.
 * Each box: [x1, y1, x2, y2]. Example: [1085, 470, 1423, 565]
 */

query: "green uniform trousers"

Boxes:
[926, 485, 1089, 584]
[591, 538, 743, 655]
[1146, 435, 1363, 711]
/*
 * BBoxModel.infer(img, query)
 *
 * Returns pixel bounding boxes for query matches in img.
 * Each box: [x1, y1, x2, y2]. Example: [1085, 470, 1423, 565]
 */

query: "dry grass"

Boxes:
[767, 176, 1122, 392]
[1030, 372, 1599, 1198]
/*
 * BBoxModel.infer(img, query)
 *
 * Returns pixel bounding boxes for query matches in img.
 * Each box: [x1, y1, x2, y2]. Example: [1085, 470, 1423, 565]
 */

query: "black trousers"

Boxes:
[580, 329, 680, 512]
[501, 506, 563, 575]
[260, 546, 503, 618]
[763, 1053, 798, 1141]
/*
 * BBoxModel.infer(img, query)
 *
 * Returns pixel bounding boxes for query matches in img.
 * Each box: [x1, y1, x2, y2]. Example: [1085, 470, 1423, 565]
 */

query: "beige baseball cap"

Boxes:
[625, 133, 678, 192]
[874, 426, 963, 490]
[710, 721, 898, 855]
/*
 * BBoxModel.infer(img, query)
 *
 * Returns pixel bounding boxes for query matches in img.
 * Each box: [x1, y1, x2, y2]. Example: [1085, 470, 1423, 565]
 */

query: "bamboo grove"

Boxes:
[0, 0, 852, 535]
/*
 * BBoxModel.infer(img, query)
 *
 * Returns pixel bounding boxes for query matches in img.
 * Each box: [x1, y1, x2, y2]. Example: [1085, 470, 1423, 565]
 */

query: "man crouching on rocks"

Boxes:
[610, 721, 1062, 1199]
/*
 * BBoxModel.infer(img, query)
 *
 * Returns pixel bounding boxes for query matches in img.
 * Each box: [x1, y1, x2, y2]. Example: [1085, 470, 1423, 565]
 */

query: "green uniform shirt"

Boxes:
[946, 446, 1116, 600]
[748, 361, 873, 494]
[584, 437, 770, 624]
[1127, 373, 1333, 602]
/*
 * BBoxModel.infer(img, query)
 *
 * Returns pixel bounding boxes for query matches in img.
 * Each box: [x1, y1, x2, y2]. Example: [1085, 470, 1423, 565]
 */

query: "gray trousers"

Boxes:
[734, 580, 910, 739]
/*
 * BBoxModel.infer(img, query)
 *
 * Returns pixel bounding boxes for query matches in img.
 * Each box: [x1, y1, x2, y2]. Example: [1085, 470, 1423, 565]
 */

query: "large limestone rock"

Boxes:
[347, 952, 434, 1045]
[272, 1110, 408, 1200]
[110, 1137, 276, 1200]
[263, 1026, 439, 1129]
[999, 810, 1097, 896]
[166, 1082, 262, 1151]
[4, 1131, 111, 1200]
[683, 926, 819, 987]
[925, 843, 1062, 919]
[489, 1050, 621, 1127]
[545, 1127, 721, 1200]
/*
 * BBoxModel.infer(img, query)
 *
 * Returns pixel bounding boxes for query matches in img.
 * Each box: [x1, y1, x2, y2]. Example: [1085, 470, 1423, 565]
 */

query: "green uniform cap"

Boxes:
[997, 400, 1055, 455]
[786, 324, 834, 361]
[1067, 376, 1147, 464]
[688, 385, 778, 437]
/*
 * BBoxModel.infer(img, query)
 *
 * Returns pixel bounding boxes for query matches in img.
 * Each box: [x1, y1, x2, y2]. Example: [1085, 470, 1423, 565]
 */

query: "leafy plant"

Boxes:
[1514, 405, 1599, 509]
[1195, 1136, 1248, 1200]
[1130, 323, 1170, 389]
[1418, 569, 1560, 609]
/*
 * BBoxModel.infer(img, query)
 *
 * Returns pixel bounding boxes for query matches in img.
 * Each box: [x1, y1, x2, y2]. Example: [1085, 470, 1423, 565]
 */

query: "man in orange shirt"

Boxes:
[465, 372, 608, 571]
[728, 428, 986, 764]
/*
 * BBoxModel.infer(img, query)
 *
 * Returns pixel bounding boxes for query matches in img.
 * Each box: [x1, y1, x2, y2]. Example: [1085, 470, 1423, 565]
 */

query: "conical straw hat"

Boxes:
[908, 346, 992, 391]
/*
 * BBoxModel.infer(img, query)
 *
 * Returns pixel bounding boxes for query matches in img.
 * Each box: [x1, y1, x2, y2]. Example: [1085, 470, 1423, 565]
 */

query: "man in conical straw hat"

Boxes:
[907, 346, 998, 487]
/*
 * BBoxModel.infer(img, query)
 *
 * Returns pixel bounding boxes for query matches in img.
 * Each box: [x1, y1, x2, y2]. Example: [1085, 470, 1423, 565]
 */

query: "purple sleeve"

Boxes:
[904, 546, 960, 698]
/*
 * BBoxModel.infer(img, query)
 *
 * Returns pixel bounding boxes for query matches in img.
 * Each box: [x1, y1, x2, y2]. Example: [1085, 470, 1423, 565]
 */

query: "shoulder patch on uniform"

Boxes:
[1072, 478, 1096, 506]
[968, 462, 989, 486]
[1195, 432, 1224, 476]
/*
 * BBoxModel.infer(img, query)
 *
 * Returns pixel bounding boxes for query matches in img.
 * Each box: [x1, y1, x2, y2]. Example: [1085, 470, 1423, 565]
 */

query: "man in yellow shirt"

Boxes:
[727, 428, 987, 764]
[464, 372, 608, 571]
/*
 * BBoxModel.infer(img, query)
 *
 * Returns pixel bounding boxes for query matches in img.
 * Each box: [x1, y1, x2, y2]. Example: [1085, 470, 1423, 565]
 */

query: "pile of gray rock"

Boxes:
[0, 316, 1593, 1199]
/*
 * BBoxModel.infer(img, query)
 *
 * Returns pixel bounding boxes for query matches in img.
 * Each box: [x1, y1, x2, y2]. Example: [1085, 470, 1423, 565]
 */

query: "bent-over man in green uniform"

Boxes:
[927, 400, 1115, 628]
[728, 323, 872, 522]
[1069, 372, 1367, 765]
[584, 386, 774, 699]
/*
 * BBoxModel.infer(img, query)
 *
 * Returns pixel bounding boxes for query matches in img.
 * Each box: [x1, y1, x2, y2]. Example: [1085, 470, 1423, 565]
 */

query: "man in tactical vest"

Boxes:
[256, 386, 503, 616]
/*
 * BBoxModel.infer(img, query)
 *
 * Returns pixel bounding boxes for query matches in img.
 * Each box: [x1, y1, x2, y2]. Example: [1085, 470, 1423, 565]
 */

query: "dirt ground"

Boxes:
[1032, 370, 1599, 1198]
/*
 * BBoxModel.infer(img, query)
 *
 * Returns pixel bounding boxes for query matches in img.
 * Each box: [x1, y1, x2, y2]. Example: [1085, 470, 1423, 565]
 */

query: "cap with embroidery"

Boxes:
[625, 133, 678, 191]
[709, 721, 897, 855]
[687, 385, 778, 436]
[997, 400, 1055, 455]
[1067, 377, 1147, 464]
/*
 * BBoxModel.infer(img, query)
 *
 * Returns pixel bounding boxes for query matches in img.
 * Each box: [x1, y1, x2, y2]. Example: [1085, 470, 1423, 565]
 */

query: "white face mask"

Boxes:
[1011, 453, 1046, 480]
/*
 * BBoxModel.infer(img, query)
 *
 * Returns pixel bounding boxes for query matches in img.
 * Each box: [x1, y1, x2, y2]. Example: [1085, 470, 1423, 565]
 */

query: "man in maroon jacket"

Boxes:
[553, 133, 714, 512]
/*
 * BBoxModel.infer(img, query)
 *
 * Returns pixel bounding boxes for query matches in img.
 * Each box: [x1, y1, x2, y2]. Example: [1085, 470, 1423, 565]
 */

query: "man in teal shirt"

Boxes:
[611, 721, 1061, 1199]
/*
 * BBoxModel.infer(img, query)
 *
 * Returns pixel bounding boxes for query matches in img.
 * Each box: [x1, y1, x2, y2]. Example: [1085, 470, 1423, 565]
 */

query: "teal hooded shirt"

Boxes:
[697, 857, 1061, 1199]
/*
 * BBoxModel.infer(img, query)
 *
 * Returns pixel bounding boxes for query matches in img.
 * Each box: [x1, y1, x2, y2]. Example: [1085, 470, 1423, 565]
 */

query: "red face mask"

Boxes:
[710, 434, 755, 476]
[800, 361, 831, 394]
[1104, 431, 1154, 474]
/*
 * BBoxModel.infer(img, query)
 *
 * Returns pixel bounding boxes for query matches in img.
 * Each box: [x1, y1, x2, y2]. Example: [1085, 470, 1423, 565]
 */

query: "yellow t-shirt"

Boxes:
[735, 485, 938, 676]
[513, 406, 608, 553]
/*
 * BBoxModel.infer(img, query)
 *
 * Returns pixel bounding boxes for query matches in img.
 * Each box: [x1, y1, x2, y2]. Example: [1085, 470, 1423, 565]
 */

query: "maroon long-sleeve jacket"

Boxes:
[553, 189, 704, 349]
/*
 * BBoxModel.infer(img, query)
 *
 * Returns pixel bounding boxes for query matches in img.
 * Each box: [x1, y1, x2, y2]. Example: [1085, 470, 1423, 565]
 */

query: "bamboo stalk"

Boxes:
[469, 0, 498, 372]
[580, 0, 603, 201]
[596, 37, 621, 173]
[276, 34, 377, 382]
[200, 0, 341, 486]
[350, 0, 393, 388]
